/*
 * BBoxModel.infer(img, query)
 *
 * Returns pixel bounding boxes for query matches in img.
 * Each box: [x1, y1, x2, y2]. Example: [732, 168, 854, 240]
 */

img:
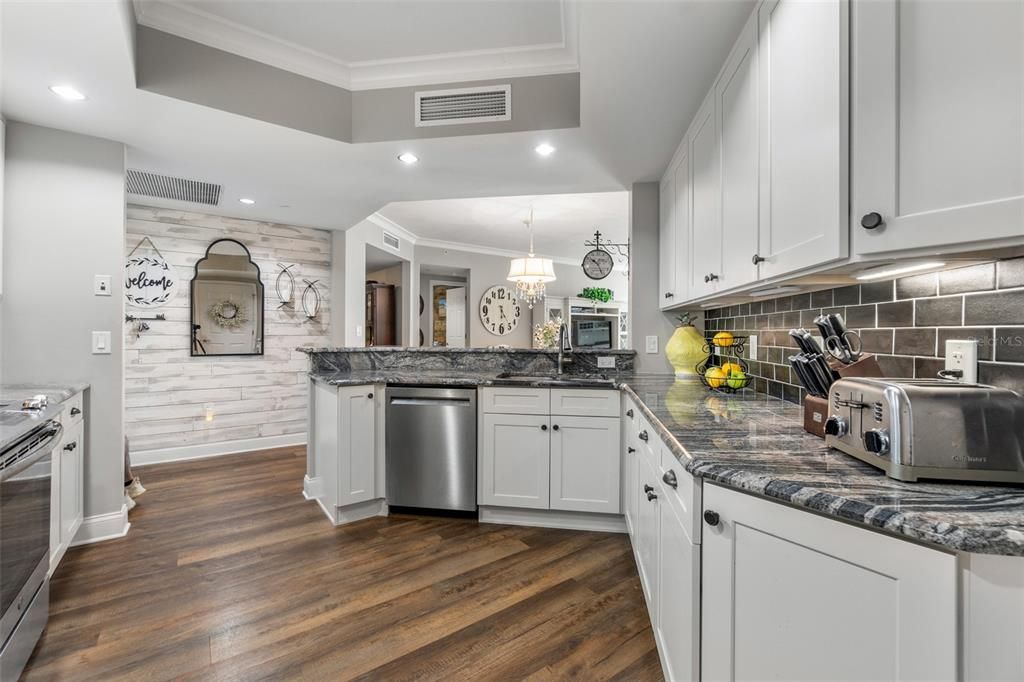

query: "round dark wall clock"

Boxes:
[582, 249, 614, 280]
[479, 285, 522, 336]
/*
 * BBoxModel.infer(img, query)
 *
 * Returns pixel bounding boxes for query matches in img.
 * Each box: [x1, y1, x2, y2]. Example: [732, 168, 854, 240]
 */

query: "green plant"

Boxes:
[580, 287, 613, 303]
[675, 312, 695, 327]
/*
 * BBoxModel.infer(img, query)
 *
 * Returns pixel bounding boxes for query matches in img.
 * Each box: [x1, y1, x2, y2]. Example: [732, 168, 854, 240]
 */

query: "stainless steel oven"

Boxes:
[0, 418, 62, 680]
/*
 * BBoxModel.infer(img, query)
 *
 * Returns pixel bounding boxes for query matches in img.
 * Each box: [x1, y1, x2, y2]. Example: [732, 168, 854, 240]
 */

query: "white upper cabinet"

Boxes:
[717, 14, 761, 290]
[852, 0, 1024, 255]
[688, 92, 722, 299]
[757, 0, 848, 278]
[659, 173, 677, 308]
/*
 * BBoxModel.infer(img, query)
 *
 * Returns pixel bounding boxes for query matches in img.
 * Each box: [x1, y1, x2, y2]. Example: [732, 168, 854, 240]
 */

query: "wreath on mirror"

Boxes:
[208, 299, 249, 329]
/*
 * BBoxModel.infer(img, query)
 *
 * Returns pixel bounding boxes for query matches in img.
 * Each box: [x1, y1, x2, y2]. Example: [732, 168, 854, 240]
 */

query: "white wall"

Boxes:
[2, 122, 126, 519]
[123, 205, 332, 461]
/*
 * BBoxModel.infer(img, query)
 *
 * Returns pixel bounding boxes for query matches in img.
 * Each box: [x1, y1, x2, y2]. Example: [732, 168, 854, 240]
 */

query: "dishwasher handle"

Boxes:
[388, 397, 474, 407]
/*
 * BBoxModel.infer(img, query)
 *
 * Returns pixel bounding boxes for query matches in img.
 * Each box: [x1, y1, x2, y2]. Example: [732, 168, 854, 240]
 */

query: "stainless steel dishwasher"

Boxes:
[385, 386, 477, 512]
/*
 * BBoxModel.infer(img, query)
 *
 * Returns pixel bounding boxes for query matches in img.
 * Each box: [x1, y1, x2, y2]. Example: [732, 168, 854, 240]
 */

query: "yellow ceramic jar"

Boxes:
[665, 319, 709, 377]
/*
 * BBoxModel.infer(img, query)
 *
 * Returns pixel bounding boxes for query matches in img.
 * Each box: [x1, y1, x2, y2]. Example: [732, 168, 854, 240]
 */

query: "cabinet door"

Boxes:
[550, 416, 620, 514]
[853, 0, 1023, 255]
[757, 0, 848, 278]
[59, 421, 84, 547]
[671, 147, 691, 305]
[49, 442, 62, 566]
[635, 455, 661, 618]
[658, 493, 700, 682]
[701, 484, 957, 682]
[688, 93, 722, 298]
[622, 401, 639, 535]
[480, 413, 550, 509]
[659, 173, 677, 308]
[717, 13, 760, 290]
[337, 385, 376, 506]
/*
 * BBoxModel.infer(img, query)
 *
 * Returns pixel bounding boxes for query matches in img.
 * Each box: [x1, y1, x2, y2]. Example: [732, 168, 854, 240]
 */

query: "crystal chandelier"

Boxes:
[507, 208, 556, 309]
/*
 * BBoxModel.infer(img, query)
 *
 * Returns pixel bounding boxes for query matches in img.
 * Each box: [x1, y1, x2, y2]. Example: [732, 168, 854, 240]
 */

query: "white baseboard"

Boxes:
[71, 503, 131, 547]
[315, 497, 388, 526]
[303, 475, 323, 500]
[132, 434, 306, 466]
[479, 506, 627, 534]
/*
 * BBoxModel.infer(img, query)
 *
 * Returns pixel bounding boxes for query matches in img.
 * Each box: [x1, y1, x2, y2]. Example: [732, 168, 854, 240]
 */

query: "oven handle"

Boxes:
[0, 420, 63, 482]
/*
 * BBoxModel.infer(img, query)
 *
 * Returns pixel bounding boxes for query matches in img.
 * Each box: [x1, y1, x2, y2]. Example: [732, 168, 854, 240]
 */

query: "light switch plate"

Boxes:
[92, 331, 112, 354]
[748, 335, 758, 360]
[645, 335, 658, 354]
[945, 339, 978, 383]
[597, 356, 616, 369]
[356, 325, 363, 338]
[94, 275, 112, 296]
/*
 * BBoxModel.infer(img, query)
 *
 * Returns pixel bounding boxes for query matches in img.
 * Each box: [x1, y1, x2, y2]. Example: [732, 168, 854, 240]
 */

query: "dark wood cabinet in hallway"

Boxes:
[23, 447, 661, 681]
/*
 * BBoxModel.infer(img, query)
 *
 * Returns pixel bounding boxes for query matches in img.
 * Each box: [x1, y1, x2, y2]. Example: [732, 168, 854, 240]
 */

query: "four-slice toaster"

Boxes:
[824, 378, 1024, 483]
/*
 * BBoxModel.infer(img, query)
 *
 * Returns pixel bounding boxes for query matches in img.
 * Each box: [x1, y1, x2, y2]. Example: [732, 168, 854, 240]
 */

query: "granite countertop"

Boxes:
[311, 370, 619, 388]
[307, 368, 1024, 556]
[299, 346, 636, 355]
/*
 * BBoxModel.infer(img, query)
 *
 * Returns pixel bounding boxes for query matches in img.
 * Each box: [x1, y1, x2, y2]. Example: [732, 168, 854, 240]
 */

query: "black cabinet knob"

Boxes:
[643, 484, 654, 493]
[541, 424, 548, 431]
[63, 442, 76, 452]
[752, 254, 766, 265]
[627, 447, 636, 454]
[704, 274, 711, 283]
[647, 491, 658, 501]
[664, 292, 674, 299]
[552, 424, 559, 431]
[703, 509, 720, 526]
[662, 469, 678, 489]
[626, 409, 634, 418]
[638, 430, 649, 442]
[860, 212, 885, 230]
[708, 273, 719, 282]
[70, 407, 81, 416]
[367, 393, 374, 399]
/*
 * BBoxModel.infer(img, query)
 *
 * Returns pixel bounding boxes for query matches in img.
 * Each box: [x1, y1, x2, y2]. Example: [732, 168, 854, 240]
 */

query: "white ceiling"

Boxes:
[380, 191, 628, 261]
[1, 0, 754, 231]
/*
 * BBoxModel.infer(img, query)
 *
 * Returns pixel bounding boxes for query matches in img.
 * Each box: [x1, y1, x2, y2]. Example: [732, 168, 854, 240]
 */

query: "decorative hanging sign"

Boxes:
[125, 237, 179, 308]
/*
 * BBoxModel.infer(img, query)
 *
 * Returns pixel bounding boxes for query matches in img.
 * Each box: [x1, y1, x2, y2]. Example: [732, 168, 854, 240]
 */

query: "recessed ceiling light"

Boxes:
[49, 85, 86, 101]
[398, 152, 419, 165]
[535, 143, 556, 157]
[239, 198, 255, 205]
[855, 261, 945, 281]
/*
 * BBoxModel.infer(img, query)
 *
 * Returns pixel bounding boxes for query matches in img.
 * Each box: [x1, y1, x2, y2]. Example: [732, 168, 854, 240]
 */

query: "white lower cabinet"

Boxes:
[50, 397, 85, 573]
[480, 413, 550, 509]
[312, 382, 380, 522]
[635, 453, 661, 609]
[480, 388, 621, 515]
[700, 483, 957, 682]
[657, 486, 700, 682]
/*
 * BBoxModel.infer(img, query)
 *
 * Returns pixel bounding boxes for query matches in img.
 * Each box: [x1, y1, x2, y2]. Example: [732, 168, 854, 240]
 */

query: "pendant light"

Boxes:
[507, 207, 556, 309]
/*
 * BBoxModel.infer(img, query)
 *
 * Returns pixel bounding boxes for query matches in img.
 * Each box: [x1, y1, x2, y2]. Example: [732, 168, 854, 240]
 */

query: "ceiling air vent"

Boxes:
[126, 169, 222, 206]
[414, 84, 511, 127]
[382, 231, 401, 251]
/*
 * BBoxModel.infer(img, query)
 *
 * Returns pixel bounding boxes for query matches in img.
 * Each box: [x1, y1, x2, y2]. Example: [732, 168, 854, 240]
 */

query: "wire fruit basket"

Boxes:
[697, 333, 752, 392]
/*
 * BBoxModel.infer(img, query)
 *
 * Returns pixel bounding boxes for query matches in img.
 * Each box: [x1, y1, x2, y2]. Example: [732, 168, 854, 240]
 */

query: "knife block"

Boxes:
[827, 353, 884, 379]
[803, 395, 829, 438]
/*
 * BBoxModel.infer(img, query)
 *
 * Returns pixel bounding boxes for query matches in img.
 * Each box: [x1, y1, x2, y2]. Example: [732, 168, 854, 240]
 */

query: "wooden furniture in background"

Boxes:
[365, 282, 396, 346]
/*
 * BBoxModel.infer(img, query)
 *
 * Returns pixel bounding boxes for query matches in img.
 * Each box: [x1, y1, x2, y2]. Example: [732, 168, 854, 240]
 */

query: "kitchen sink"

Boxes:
[493, 372, 616, 386]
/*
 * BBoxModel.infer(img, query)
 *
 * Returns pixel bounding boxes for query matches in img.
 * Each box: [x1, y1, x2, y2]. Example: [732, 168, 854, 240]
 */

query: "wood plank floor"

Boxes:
[23, 447, 662, 681]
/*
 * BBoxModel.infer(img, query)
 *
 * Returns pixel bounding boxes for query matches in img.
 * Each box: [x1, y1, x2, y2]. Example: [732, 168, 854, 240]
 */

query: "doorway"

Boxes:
[365, 244, 406, 347]
[420, 266, 470, 347]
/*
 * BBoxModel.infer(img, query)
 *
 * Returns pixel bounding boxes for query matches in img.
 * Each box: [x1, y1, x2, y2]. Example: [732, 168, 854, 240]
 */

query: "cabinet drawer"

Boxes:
[62, 392, 84, 427]
[550, 388, 619, 417]
[635, 417, 658, 468]
[481, 387, 550, 415]
[658, 441, 701, 545]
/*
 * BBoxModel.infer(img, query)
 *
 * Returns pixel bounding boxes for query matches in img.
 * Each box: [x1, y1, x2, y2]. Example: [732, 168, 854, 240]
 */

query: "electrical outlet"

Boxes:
[597, 356, 616, 369]
[944, 340, 978, 383]
[94, 275, 112, 296]
[645, 335, 658, 354]
[92, 331, 111, 354]
[356, 325, 363, 339]
[748, 335, 758, 359]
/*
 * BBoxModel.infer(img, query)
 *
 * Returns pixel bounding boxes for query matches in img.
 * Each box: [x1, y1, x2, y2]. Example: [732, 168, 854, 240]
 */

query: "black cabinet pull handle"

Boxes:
[627, 447, 636, 454]
[662, 469, 678, 489]
[664, 292, 674, 299]
[703, 509, 721, 526]
[643, 484, 654, 493]
[626, 409, 634, 418]
[752, 254, 765, 265]
[63, 442, 76, 452]
[70, 407, 81, 416]
[552, 424, 559, 431]
[647, 491, 658, 501]
[638, 430, 649, 442]
[541, 424, 548, 431]
[860, 212, 884, 230]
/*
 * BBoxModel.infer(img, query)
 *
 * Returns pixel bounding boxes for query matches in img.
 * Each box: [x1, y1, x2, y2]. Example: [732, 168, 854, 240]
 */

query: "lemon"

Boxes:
[713, 331, 735, 347]
[721, 362, 743, 376]
[726, 371, 747, 390]
[705, 366, 727, 388]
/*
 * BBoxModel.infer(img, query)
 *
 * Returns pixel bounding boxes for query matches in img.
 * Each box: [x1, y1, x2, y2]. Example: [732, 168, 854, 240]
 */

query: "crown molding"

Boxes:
[133, 0, 579, 91]
[414, 237, 579, 267]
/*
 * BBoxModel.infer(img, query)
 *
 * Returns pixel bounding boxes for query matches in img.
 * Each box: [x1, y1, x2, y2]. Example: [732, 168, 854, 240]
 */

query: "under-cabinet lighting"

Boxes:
[749, 285, 802, 297]
[535, 143, 556, 157]
[398, 152, 419, 164]
[855, 261, 945, 281]
[49, 84, 86, 101]
[239, 198, 255, 205]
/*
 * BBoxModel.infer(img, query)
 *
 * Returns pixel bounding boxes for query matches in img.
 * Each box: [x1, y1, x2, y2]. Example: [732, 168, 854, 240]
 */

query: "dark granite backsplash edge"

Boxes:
[301, 347, 636, 375]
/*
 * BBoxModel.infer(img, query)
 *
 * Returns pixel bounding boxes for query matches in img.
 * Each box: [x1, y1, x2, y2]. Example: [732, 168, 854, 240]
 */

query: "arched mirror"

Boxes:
[190, 239, 264, 356]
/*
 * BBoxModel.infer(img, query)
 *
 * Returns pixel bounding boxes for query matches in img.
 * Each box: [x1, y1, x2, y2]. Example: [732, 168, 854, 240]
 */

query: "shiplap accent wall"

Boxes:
[125, 205, 330, 460]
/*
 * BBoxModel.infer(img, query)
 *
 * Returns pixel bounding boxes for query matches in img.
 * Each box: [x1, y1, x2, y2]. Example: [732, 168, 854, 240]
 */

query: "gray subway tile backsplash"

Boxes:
[703, 258, 1024, 403]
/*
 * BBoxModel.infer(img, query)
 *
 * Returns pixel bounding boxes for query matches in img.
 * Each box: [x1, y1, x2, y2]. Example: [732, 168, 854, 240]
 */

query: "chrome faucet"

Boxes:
[557, 321, 573, 375]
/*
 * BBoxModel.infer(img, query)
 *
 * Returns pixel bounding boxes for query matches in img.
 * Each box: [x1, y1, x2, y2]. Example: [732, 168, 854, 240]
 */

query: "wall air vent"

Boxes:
[126, 169, 222, 206]
[414, 84, 511, 127]
[382, 231, 401, 252]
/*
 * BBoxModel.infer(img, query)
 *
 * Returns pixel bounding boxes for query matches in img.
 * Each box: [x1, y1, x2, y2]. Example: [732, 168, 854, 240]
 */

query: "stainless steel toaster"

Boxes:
[824, 378, 1024, 483]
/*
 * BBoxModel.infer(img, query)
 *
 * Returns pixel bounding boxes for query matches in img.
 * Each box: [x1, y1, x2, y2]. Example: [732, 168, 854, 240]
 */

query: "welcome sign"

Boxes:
[125, 253, 179, 308]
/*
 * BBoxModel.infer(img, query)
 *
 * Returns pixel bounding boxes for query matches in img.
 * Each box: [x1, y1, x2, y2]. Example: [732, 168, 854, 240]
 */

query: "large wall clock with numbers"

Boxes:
[479, 285, 522, 336]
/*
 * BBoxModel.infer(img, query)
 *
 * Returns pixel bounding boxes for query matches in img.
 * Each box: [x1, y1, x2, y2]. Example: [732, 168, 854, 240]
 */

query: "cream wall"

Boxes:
[124, 205, 331, 461]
